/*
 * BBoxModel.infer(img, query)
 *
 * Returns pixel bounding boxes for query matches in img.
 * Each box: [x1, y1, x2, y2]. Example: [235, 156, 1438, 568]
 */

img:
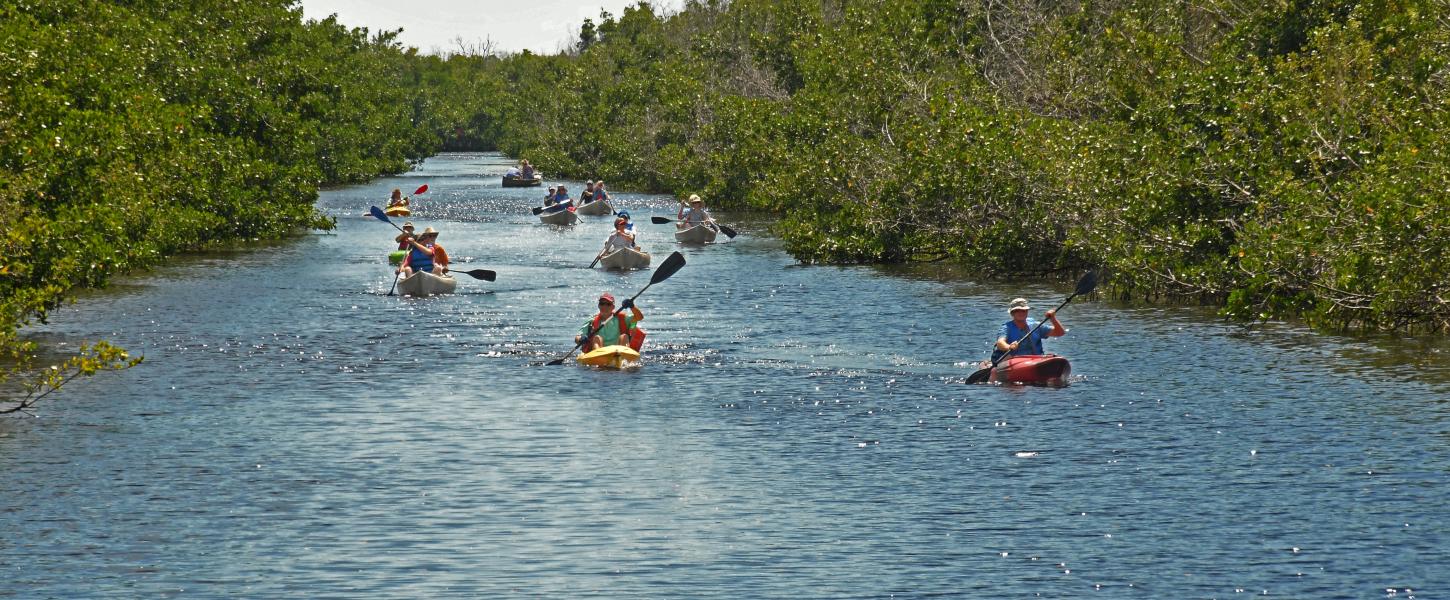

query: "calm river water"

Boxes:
[4, 153, 1447, 598]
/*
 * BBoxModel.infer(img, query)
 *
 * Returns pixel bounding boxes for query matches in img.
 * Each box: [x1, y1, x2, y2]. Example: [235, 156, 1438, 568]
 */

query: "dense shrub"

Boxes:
[451, 0, 1448, 331]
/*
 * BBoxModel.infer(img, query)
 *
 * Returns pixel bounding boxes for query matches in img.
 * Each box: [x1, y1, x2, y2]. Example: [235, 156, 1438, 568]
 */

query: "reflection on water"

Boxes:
[3, 153, 1446, 597]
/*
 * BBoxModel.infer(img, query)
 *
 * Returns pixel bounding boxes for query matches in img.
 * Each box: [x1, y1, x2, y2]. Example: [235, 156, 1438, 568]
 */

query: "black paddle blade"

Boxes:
[1075, 271, 1099, 297]
[456, 269, 496, 282]
[650, 216, 672, 225]
[368, 206, 391, 223]
[545, 358, 566, 366]
[718, 224, 738, 238]
[965, 367, 992, 384]
[532, 205, 545, 215]
[650, 252, 687, 284]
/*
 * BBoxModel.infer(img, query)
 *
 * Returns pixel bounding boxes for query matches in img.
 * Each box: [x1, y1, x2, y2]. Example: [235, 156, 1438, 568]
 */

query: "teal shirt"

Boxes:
[580, 312, 637, 345]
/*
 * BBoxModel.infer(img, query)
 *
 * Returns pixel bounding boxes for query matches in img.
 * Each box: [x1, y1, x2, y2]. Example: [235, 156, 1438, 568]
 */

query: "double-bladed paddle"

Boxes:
[545, 251, 687, 366]
[649, 215, 737, 239]
[532, 200, 573, 215]
[965, 271, 1098, 385]
[368, 206, 497, 294]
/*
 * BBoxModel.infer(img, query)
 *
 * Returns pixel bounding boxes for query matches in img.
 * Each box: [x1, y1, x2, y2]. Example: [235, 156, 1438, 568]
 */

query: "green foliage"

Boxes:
[428, 0, 1447, 331]
[1, 0, 442, 404]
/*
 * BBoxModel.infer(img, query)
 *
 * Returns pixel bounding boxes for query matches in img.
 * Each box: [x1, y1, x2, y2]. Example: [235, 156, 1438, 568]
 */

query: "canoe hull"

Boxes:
[988, 354, 1071, 386]
[502, 175, 542, 187]
[538, 207, 578, 226]
[576, 198, 612, 215]
[599, 248, 651, 270]
[395, 271, 457, 297]
[674, 224, 718, 244]
[577, 345, 641, 369]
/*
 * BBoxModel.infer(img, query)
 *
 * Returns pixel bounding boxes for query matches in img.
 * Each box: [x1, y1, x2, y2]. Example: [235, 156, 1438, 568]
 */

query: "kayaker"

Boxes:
[505, 165, 520, 178]
[677, 194, 714, 229]
[990, 297, 1066, 362]
[520, 159, 535, 178]
[615, 209, 636, 233]
[580, 181, 595, 205]
[387, 188, 409, 210]
[576, 293, 643, 352]
[602, 217, 638, 252]
[544, 186, 558, 206]
[397, 227, 450, 277]
[394, 221, 416, 250]
[551, 185, 571, 208]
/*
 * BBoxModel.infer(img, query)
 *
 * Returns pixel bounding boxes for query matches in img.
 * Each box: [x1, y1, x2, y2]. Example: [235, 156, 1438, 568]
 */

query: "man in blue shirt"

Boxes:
[991, 297, 1067, 362]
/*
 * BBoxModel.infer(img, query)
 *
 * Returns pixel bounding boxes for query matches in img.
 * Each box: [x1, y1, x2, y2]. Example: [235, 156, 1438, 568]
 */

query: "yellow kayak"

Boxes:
[385, 205, 411, 216]
[576, 345, 640, 369]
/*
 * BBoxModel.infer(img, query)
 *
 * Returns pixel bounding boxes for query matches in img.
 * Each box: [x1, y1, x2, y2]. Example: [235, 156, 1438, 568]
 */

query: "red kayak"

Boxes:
[987, 354, 1072, 386]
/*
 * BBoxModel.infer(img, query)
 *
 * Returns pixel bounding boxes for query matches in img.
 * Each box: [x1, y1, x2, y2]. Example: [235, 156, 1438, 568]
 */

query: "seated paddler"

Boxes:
[989, 297, 1066, 363]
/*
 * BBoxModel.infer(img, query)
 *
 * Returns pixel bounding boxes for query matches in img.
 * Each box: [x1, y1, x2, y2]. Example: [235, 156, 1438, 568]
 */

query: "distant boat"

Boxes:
[503, 173, 542, 187]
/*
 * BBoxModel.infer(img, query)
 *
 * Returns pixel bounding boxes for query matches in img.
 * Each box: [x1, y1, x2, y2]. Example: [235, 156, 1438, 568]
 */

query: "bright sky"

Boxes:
[297, 1, 672, 55]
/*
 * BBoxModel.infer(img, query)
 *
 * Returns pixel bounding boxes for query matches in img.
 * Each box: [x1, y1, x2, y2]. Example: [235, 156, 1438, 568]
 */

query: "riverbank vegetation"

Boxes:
[1, 0, 439, 405]
[440, 0, 1448, 332]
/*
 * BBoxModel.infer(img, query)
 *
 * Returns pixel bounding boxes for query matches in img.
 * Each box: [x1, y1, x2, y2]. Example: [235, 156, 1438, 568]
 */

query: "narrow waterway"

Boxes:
[4, 152, 1446, 598]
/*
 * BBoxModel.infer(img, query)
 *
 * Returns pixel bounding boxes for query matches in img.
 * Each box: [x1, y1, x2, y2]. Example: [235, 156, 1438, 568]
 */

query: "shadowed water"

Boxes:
[3, 153, 1447, 598]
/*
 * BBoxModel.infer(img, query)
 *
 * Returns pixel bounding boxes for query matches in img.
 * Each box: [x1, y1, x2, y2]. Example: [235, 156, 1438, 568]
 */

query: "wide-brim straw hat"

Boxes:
[1008, 298, 1031, 314]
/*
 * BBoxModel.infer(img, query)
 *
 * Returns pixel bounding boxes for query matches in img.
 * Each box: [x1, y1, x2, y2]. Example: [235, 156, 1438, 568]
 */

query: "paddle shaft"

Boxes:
[533, 200, 572, 215]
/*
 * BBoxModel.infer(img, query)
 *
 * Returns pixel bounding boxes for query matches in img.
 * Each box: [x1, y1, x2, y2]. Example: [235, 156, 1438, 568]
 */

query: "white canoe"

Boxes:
[575, 198, 612, 215]
[537, 205, 578, 226]
[395, 271, 456, 297]
[599, 247, 651, 270]
[674, 224, 718, 244]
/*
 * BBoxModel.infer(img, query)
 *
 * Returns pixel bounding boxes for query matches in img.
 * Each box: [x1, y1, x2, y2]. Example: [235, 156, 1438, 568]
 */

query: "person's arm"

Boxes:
[1045, 309, 1066, 337]
[621, 299, 643, 323]
[995, 323, 1019, 352]
[995, 336, 1016, 353]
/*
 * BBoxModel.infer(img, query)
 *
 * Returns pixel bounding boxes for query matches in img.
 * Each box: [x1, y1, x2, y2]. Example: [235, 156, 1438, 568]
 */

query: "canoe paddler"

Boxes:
[602, 217, 638, 252]
[989, 297, 1066, 363]
[677, 194, 714, 230]
[394, 221, 416, 250]
[576, 293, 643, 352]
[397, 227, 450, 278]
